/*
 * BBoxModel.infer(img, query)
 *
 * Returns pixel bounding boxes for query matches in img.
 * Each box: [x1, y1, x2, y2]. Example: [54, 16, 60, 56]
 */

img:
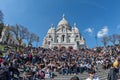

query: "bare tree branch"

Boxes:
[10, 24, 28, 46]
[0, 10, 3, 23]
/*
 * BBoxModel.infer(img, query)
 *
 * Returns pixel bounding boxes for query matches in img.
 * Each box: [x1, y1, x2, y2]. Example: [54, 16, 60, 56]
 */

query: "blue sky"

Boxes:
[0, 0, 120, 48]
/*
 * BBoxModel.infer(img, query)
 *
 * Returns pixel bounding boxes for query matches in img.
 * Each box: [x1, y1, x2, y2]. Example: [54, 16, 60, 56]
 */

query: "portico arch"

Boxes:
[60, 46, 66, 51]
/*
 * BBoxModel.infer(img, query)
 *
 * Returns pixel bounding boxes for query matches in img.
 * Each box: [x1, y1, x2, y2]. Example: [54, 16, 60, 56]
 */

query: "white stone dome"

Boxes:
[57, 15, 70, 30]
[74, 27, 79, 33]
[58, 17, 69, 26]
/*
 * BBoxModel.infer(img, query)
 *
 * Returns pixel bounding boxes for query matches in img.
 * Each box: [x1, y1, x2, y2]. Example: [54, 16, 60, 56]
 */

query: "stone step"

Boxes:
[18, 64, 109, 80]
[52, 70, 108, 80]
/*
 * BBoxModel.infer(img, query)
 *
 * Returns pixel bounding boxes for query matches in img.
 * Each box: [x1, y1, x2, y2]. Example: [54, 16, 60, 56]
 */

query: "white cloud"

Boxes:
[97, 26, 108, 38]
[85, 28, 93, 33]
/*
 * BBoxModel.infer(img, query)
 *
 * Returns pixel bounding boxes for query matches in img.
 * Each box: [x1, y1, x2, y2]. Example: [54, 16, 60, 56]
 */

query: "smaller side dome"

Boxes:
[73, 23, 79, 33]
[47, 24, 55, 33]
[48, 28, 52, 33]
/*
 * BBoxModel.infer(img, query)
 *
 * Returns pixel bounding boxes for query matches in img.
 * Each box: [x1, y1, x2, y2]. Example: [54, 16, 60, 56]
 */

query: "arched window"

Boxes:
[56, 36, 58, 43]
[62, 26, 64, 32]
[49, 35, 51, 38]
[80, 35, 82, 40]
[76, 35, 78, 38]
[62, 35, 65, 42]
[56, 39, 58, 43]
[48, 41, 50, 45]
[68, 36, 70, 43]
[77, 41, 79, 45]
[75, 35, 79, 41]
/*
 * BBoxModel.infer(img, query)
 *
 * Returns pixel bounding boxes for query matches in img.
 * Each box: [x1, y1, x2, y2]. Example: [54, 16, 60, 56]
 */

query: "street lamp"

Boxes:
[95, 36, 98, 46]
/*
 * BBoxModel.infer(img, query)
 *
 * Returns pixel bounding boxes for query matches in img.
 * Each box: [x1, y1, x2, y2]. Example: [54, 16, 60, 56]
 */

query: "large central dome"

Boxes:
[57, 15, 70, 30]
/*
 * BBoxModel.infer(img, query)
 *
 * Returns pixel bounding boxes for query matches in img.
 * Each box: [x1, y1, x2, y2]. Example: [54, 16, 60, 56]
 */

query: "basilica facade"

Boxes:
[42, 15, 86, 49]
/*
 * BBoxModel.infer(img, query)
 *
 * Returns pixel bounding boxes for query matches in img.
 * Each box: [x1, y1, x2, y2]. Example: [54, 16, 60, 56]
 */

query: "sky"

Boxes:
[0, 0, 120, 48]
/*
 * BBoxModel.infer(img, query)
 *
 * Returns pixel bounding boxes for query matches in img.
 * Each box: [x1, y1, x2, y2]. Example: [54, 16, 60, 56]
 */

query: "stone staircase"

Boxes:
[18, 64, 108, 80]
[48, 64, 108, 80]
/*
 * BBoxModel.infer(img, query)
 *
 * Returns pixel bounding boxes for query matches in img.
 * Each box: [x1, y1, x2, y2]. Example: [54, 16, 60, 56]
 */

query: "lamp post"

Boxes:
[95, 36, 98, 47]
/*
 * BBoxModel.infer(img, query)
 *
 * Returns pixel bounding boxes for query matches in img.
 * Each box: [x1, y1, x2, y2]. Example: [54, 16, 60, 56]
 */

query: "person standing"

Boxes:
[107, 60, 119, 80]
[86, 70, 99, 80]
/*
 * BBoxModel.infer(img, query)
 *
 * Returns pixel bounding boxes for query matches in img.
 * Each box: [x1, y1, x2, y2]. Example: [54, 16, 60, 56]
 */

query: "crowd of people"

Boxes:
[0, 44, 120, 80]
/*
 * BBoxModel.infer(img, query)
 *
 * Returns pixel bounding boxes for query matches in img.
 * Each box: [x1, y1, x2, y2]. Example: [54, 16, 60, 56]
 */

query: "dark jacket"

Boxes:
[108, 67, 119, 80]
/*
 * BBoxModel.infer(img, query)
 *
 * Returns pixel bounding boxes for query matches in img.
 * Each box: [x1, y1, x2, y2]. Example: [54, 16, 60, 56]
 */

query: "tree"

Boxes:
[36, 36, 40, 47]
[0, 23, 4, 37]
[95, 36, 98, 46]
[10, 24, 28, 46]
[0, 10, 3, 23]
[26, 32, 40, 46]
[0, 10, 4, 37]
[102, 36, 109, 47]
[5, 25, 12, 44]
[116, 34, 120, 45]
[26, 32, 38, 46]
[108, 34, 117, 45]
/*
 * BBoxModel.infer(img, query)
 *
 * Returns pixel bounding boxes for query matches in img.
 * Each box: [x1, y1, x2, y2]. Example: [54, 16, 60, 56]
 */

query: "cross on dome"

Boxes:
[62, 14, 65, 20]
[74, 23, 76, 27]
[57, 14, 69, 27]
[51, 24, 54, 27]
